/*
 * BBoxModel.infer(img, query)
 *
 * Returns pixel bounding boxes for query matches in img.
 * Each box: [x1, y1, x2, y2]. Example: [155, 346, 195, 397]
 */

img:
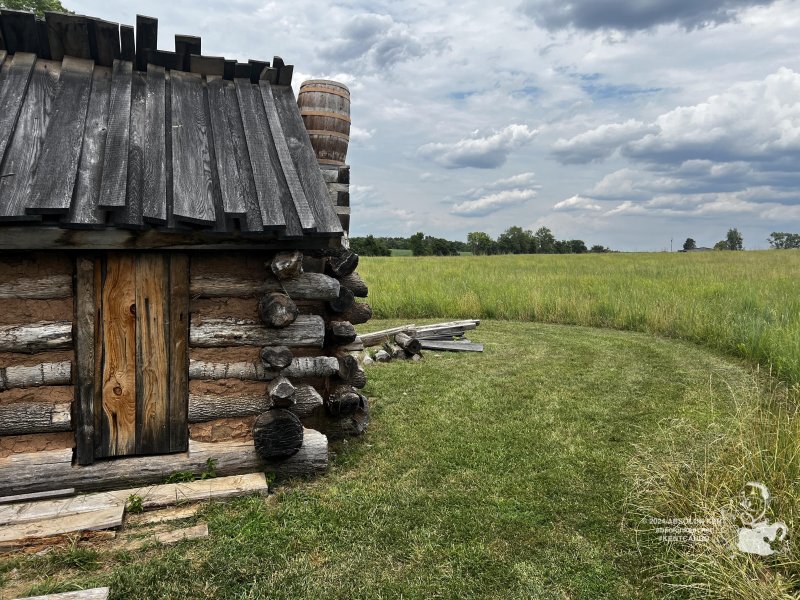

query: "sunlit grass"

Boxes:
[360, 251, 800, 389]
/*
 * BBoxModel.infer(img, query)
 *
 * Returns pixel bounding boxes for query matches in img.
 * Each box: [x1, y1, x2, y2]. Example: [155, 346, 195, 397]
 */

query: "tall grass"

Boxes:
[359, 251, 800, 389]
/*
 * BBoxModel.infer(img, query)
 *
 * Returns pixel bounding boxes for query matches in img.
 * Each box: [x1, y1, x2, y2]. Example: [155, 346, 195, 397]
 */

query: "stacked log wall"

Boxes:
[320, 165, 350, 237]
[0, 253, 75, 458]
[189, 251, 371, 441]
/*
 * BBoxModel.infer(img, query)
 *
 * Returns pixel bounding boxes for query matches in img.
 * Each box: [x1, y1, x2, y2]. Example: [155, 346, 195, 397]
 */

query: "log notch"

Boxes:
[0, 429, 329, 495]
[260, 345, 293, 369]
[326, 384, 362, 417]
[326, 249, 358, 278]
[268, 376, 295, 407]
[253, 409, 304, 460]
[270, 251, 303, 280]
[337, 354, 366, 389]
[338, 272, 367, 297]
[328, 285, 355, 313]
[258, 292, 298, 327]
[289, 385, 323, 418]
[395, 332, 421, 355]
[326, 320, 356, 345]
[336, 302, 372, 325]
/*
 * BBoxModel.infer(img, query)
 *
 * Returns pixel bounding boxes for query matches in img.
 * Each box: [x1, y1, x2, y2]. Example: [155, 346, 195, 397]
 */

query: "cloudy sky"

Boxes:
[70, 0, 800, 250]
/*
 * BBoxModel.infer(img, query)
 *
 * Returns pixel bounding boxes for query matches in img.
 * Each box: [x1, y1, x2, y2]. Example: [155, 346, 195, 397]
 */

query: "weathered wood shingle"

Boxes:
[0, 10, 343, 247]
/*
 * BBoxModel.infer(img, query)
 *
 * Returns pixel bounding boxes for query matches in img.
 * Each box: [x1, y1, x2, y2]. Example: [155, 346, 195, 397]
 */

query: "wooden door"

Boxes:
[75, 252, 189, 463]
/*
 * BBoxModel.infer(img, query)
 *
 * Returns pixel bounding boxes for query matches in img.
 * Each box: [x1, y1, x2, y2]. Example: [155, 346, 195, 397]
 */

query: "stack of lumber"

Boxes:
[359, 320, 483, 364]
[0, 473, 267, 552]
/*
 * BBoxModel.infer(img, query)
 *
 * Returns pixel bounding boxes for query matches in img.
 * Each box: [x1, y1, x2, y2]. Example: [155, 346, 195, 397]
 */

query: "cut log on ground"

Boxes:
[337, 302, 372, 325]
[268, 376, 295, 407]
[360, 325, 416, 347]
[419, 339, 484, 352]
[0, 321, 73, 353]
[190, 315, 324, 348]
[189, 356, 338, 381]
[388, 344, 406, 360]
[374, 350, 390, 362]
[0, 361, 72, 391]
[337, 272, 368, 297]
[253, 409, 304, 460]
[13, 587, 110, 599]
[270, 250, 303, 280]
[0, 274, 72, 299]
[0, 400, 71, 435]
[191, 272, 339, 300]
[260, 345, 293, 369]
[394, 332, 421, 355]
[258, 292, 298, 328]
[327, 384, 363, 417]
[326, 249, 359, 278]
[328, 285, 355, 313]
[0, 430, 329, 495]
[326, 320, 357, 345]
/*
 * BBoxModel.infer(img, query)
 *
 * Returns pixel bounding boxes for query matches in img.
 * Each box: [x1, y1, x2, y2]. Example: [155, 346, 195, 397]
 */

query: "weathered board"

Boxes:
[89, 252, 190, 460]
[143, 64, 167, 224]
[97, 60, 132, 209]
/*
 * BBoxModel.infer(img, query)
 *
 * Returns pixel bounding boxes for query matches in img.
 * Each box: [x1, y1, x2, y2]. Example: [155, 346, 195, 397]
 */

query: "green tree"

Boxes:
[467, 231, 494, 255]
[497, 226, 535, 254]
[725, 228, 744, 250]
[409, 232, 428, 256]
[534, 227, 556, 254]
[768, 232, 800, 249]
[349, 235, 390, 257]
[567, 239, 588, 254]
[683, 238, 696, 251]
[0, 0, 70, 16]
[589, 245, 609, 253]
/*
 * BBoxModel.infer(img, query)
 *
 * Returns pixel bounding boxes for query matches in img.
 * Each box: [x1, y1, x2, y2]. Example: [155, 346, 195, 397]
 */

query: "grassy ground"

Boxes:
[359, 252, 800, 388]
[0, 321, 766, 599]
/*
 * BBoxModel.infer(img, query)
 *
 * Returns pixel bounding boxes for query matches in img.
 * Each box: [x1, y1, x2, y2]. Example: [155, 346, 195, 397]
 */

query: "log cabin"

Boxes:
[0, 10, 370, 496]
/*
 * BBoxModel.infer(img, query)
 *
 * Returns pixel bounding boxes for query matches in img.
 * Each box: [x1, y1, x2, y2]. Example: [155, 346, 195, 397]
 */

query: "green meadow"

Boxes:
[359, 251, 800, 389]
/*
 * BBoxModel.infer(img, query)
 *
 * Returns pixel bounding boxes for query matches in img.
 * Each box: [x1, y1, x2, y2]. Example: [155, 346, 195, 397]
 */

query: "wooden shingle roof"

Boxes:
[0, 11, 343, 250]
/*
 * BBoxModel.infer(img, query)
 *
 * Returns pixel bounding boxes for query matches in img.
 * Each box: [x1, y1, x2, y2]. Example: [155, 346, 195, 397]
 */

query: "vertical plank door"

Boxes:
[82, 252, 189, 461]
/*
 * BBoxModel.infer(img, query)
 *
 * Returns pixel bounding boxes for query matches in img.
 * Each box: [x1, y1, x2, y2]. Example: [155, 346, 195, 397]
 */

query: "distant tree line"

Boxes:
[682, 228, 744, 251]
[768, 232, 800, 249]
[350, 227, 611, 256]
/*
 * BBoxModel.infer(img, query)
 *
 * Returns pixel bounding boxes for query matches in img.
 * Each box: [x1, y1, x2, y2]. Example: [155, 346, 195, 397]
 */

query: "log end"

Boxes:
[253, 409, 304, 460]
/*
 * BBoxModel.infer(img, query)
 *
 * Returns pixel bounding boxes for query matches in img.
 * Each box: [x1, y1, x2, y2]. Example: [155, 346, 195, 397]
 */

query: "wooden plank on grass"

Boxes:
[155, 522, 208, 544]
[0, 506, 123, 550]
[28, 57, 94, 215]
[104, 472, 268, 509]
[0, 489, 75, 505]
[418, 339, 484, 352]
[0, 490, 120, 526]
[13, 587, 110, 600]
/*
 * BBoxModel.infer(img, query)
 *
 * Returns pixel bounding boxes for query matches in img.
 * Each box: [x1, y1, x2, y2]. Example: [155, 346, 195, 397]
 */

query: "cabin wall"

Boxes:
[0, 253, 75, 458]
[188, 251, 370, 443]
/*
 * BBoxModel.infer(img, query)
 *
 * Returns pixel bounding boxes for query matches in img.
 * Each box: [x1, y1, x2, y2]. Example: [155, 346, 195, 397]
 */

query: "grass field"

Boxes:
[359, 251, 800, 389]
[0, 322, 774, 599]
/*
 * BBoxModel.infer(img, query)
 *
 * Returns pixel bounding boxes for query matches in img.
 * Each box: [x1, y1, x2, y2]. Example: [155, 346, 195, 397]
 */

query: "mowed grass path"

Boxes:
[1, 321, 756, 599]
[359, 252, 800, 388]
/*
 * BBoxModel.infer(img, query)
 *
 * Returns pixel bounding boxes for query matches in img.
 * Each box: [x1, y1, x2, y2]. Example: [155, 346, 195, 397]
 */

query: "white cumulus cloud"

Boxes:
[419, 124, 539, 169]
